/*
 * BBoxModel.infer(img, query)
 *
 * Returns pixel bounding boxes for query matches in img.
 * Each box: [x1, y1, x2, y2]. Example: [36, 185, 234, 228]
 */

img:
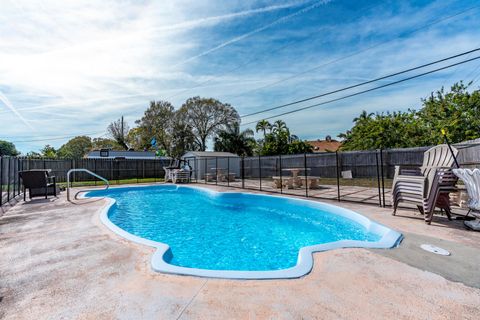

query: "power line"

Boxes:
[225, 4, 480, 101]
[242, 55, 480, 126]
[241, 48, 480, 118]
[8, 132, 107, 143]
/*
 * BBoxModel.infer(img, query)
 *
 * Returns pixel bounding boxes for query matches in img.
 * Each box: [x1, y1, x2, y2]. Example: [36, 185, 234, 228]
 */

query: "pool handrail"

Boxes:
[67, 168, 109, 201]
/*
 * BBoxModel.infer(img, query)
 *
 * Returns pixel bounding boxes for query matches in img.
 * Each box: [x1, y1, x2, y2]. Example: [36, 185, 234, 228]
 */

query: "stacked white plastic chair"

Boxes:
[453, 168, 480, 231]
[392, 144, 459, 224]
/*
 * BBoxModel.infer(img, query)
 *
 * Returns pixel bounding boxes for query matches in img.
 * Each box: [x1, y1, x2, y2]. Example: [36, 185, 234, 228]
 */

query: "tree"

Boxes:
[92, 137, 122, 150]
[272, 120, 289, 135]
[418, 82, 480, 144]
[353, 110, 374, 123]
[57, 136, 92, 159]
[107, 117, 129, 150]
[40, 145, 57, 158]
[338, 82, 480, 150]
[214, 123, 256, 156]
[0, 140, 19, 156]
[339, 110, 428, 150]
[134, 100, 175, 151]
[256, 120, 312, 155]
[180, 96, 240, 151]
[255, 120, 272, 137]
[169, 109, 197, 157]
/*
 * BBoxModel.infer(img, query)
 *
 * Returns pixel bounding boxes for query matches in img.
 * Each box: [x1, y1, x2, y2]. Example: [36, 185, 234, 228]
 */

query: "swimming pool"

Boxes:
[86, 185, 402, 279]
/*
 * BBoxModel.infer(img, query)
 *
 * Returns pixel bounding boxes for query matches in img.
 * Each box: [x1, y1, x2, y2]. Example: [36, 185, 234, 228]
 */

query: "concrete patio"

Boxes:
[1, 183, 480, 319]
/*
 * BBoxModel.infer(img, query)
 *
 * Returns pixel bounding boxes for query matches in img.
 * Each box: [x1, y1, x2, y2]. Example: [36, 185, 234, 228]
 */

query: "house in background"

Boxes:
[86, 149, 167, 160]
[306, 136, 342, 153]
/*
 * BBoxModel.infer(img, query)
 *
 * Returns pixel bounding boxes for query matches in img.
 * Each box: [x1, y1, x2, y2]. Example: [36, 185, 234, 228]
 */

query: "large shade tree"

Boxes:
[134, 100, 175, 151]
[180, 97, 240, 151]
[169, 109, 198, 157]
[57, 136, 93, 159]
[0, 140, 19, 156]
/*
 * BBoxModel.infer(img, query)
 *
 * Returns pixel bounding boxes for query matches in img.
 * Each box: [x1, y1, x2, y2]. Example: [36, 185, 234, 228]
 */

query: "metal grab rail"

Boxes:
[67, 168, 109, 201]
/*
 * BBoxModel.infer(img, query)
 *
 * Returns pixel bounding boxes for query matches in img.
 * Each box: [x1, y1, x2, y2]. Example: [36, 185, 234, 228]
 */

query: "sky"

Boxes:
[1, 0, 480, 153]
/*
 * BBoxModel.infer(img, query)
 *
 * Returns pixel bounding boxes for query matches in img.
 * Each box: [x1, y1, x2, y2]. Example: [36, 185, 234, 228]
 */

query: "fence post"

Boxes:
[279, 154, 283, 194]
[227, 157, 230, 187]
[304, 153, 308, 197]
[12, 158, 16, 198]
[375, 150, 382, 207]
[94, 159, 97, 186]
[0, 157, 3, 205]
[15, 157, 19, 198]
[335, 151, 340, 202]
[215, 157, 219, 185]
[258, 155, 262, 191]
[241, 156, 245, 189]
[6, 157, 11, 202]
[380, 149, 386, 207]
[136, 160, 139, 184]
[71, 159, 74, 187]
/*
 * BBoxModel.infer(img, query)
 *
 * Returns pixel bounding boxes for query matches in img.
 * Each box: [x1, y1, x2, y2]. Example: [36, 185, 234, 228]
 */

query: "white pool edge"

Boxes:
[82, 184, 403, 280]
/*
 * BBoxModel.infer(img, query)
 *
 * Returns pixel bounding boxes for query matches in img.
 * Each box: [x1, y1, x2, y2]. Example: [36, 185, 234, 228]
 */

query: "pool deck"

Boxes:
[1, 183, 480, 319]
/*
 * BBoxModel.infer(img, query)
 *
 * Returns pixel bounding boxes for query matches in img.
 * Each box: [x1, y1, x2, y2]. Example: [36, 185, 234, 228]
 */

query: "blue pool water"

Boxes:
[87, 186, 384, 271]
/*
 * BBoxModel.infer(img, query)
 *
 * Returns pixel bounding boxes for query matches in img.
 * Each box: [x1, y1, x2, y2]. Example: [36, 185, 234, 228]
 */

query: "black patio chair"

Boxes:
[19, 170, 57, 201]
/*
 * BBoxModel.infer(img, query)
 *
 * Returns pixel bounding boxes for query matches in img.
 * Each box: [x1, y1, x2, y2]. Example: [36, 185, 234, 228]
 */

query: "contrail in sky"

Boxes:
[0, 90, 35, 130]
[173, 0, 332, 67]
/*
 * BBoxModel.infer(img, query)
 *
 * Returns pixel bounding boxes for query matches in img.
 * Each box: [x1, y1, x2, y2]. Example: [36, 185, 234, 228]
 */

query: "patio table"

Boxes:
[210, 168, 227, 182]
[278, 168, 311, 188]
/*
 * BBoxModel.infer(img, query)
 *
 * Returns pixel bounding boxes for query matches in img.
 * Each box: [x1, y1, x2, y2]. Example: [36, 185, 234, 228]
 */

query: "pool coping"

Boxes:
[81, 184, 403, 280]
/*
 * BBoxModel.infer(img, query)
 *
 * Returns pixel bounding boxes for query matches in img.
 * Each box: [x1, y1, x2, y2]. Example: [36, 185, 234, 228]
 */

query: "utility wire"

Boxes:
[241, 47, 480, 118]
[8, 132, 107, 143]
[226, 4, 480, 101]
[242, 55, 480, 126]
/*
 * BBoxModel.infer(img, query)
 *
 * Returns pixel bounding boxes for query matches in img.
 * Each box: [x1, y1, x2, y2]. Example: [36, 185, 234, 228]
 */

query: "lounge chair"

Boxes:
[19, 170, 57, 200]
[392, 144, 459, 224]
[453, 168, 480, 230]
[163, 159, 181, 182]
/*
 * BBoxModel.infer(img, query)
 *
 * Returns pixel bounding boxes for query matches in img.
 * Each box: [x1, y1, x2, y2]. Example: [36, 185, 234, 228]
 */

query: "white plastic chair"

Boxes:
[453, 168, 480, 230]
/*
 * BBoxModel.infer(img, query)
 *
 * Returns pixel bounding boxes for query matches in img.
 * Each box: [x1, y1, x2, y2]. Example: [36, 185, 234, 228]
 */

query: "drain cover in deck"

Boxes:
[420, 244, 450, 256]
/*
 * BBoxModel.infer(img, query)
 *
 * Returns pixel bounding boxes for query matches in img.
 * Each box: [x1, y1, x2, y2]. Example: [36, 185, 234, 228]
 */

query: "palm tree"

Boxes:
[255, 120, 272, 137]
[272, 120, 289, 135]
[353, 110, 374, 123]
[288, 134, 299, 143]
[214, 123, 256, 156]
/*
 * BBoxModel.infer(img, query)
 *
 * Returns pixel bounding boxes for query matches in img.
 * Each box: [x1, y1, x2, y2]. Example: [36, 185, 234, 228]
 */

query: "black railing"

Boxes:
[0, 157, 170, 206]
[183, 145, 480, 208]
[2, 142, 480, 208]
[183, 150, 392, 207]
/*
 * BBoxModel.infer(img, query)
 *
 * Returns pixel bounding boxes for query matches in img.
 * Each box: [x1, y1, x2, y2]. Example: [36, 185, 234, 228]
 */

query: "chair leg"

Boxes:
[444, 207, 453, 221]
[24, 187, 26, 201]
[417, 205, 425, 215]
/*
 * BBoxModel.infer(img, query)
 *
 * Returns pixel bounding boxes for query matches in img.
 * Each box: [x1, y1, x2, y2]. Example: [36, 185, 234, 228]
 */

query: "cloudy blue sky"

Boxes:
[1, 0, 480, 153]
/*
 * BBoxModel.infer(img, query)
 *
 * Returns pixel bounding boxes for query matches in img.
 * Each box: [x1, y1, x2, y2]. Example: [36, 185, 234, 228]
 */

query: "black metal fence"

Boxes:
[0, 157, 170, 206]
[183, 142, 480, 208]
[2, 141, 480, 207]
[183, 150, 393, 207]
